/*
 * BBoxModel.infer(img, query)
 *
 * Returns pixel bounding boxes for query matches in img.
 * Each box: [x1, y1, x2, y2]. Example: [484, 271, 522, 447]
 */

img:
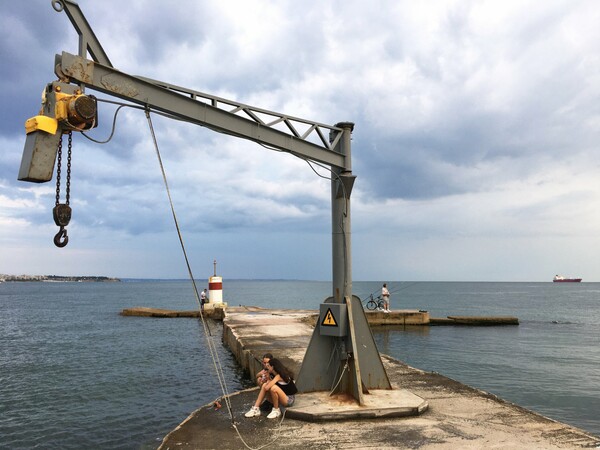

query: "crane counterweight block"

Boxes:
[19, 124, 63, 183]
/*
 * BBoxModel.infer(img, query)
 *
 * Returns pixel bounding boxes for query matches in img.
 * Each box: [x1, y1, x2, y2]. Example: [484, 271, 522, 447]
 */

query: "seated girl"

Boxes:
[256, 353, 273, 386]
[245, 358, 297, 419]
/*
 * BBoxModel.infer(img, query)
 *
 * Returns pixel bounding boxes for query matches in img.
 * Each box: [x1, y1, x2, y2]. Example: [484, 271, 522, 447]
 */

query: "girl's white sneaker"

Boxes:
[267, 407, 281, 419]
[244, 406, 261, 418]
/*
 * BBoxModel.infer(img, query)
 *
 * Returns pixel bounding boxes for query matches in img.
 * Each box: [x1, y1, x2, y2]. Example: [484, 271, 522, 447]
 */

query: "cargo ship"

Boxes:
[553, 275, 582, 283]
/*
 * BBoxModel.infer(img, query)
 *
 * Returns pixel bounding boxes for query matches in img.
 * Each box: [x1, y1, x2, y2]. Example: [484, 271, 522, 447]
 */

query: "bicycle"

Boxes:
[365, 295, 385, 311]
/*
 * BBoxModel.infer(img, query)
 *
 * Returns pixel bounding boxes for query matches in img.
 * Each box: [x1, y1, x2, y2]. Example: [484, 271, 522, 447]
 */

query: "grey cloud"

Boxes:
[0, 4, 68, 137]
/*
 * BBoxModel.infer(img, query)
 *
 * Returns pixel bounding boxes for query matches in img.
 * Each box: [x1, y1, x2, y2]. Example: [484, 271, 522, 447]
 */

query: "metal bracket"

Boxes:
[52, 0, 112, 67]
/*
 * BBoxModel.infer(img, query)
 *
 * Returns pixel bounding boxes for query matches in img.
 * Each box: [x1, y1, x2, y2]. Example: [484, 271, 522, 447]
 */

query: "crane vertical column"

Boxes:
[331, 122, 355, 303]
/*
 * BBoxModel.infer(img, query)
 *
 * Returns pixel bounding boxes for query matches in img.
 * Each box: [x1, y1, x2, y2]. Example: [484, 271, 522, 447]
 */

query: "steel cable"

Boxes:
[145, 110, 235, 421]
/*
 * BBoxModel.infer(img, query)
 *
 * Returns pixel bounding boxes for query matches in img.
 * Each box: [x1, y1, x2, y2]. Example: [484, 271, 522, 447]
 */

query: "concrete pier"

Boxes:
[158, 306, 598, 449]
[120, 305, 225, 320]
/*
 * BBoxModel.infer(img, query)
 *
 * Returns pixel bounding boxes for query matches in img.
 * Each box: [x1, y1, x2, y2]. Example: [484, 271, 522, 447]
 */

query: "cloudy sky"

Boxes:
[1, 0, 598, 281]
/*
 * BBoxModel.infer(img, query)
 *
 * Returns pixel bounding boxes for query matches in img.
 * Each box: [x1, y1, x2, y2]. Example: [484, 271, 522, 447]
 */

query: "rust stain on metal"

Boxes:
[101, 74, 140, 97]
[63, 60, 93, 84]
[328, 393, 357, 405]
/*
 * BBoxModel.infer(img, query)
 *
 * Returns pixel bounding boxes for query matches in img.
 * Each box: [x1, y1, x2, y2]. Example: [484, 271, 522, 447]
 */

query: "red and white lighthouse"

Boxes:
[207, 259, 225, 308]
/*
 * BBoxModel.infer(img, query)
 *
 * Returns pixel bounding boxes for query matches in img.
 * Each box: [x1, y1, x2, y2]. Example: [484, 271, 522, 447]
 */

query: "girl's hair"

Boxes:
[268, 358, 294, 383]
[262, 353, 273, 360]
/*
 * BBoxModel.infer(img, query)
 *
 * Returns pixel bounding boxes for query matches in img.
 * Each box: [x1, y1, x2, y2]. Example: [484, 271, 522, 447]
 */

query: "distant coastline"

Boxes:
[0, 274, 121, 282]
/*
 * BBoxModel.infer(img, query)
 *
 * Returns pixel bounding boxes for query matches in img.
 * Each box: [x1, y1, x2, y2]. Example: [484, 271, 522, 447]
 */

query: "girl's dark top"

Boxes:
[276, 378, 298, 396]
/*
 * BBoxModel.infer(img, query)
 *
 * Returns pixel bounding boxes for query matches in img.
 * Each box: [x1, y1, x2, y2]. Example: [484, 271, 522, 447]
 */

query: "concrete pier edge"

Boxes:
[157, 307, 599, 449]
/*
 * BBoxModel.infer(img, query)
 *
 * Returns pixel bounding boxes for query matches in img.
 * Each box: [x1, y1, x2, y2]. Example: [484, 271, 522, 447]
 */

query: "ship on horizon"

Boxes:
[553, 275, 582, 283]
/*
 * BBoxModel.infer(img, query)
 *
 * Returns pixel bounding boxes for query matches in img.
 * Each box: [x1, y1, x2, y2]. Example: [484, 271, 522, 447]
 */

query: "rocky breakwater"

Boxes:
[0, 274, 120, 282]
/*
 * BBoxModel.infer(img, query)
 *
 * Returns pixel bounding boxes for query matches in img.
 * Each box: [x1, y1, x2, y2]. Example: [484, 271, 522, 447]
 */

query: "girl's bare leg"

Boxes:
[270, 385, 288, 408]
[268, 389, 275, 403]
[253, 383, 270, 408]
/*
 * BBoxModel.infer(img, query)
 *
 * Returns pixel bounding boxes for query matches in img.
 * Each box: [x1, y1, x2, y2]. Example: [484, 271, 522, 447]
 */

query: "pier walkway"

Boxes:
[157, 307, 598, 449]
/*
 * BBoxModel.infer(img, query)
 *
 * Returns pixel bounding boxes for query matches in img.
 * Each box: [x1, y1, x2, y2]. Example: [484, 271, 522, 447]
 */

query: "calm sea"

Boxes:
[0, 280, 598, 448]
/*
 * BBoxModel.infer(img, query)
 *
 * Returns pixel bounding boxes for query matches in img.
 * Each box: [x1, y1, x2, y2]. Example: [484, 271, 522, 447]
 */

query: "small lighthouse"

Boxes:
[207, 259, 225, 309]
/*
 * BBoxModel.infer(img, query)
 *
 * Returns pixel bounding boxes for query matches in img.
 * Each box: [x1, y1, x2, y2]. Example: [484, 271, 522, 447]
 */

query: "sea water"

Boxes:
[0, 280, 598, 449]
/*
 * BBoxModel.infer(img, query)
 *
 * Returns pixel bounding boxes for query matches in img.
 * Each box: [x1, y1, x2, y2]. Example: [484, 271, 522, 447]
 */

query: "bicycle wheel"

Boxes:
[366, 300, 377, 310]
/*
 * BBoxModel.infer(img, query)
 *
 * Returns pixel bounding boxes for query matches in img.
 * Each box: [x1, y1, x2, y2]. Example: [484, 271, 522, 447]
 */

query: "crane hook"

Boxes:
[54, 226, 69, 248]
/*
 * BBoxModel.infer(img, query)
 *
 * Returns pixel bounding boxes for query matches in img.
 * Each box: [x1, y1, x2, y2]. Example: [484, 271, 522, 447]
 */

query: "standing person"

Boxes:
[200, 289, 207, 310]
[245, 358, 297, 419]
[382, 283, 390, 313]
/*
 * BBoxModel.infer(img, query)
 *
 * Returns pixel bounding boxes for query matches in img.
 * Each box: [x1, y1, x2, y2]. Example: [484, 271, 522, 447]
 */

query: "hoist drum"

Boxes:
[67, 95, 96, 124]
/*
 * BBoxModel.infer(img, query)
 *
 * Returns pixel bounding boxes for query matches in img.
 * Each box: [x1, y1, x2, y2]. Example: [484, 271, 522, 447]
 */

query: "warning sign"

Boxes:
[319, 303, 347, 337]
[321, 308, 338, 327]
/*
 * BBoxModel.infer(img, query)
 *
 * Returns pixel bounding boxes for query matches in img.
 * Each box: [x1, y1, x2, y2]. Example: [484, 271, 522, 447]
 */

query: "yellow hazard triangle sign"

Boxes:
[321, 308, 338, 327]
